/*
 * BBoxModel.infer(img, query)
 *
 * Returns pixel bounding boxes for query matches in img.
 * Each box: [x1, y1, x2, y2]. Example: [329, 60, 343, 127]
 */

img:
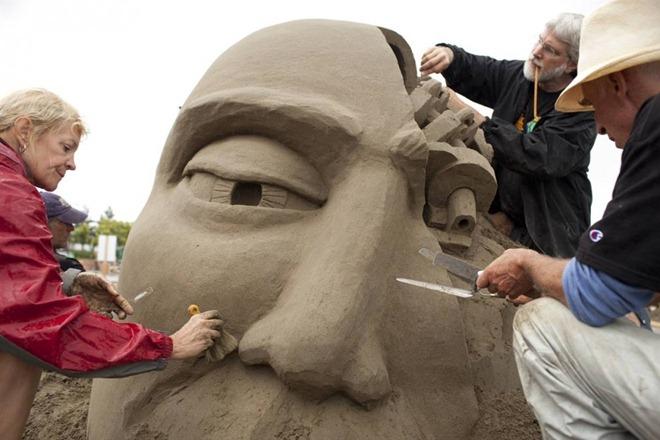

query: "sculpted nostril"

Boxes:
[239, 317, 391, 405]
[340, 335, 391, 404]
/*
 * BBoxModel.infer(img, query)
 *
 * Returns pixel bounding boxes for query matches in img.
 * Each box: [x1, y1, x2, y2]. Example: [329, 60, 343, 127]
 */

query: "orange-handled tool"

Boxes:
[188, 304, 201, 316]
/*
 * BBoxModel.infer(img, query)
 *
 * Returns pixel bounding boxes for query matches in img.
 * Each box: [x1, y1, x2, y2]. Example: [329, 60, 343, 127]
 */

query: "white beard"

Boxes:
[523, 59, 568, 82]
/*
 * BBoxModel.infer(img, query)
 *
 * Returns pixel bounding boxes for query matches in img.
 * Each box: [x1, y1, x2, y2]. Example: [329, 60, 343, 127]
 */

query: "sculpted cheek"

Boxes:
[118, 207, 303, 336]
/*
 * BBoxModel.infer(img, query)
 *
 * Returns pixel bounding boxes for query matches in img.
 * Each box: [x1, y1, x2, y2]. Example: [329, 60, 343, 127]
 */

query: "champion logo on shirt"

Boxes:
[589, 229, 604, 242]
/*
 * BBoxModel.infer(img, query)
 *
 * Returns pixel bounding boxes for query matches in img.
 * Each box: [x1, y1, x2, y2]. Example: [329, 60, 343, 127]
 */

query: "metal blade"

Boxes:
[418, 248, 481, 286]
[133, 287, 154, 303]
[418, 247, 436, 262]
[396, 277, 474, 298]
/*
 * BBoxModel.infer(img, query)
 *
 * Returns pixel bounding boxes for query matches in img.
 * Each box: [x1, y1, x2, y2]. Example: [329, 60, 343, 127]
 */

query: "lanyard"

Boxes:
[525, 66, 542, 133]
[515, 68, 543, 134]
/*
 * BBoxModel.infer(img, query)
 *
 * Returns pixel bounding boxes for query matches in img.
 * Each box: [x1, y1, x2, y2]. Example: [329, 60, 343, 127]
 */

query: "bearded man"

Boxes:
[421, 13, 596, 258]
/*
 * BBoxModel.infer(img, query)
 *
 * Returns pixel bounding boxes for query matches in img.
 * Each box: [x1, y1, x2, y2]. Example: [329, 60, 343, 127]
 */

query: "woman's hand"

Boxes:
[70, 272, 134, 319]
[170, 311, 223, 360]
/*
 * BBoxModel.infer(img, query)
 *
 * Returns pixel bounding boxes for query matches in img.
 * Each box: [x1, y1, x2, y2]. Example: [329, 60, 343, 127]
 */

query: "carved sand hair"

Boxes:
[0, 88, 87, 143]
[410, 77, 496, 250]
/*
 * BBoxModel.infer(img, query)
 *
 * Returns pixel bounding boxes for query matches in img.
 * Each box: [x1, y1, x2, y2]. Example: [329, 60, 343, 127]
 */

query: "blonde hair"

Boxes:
[0, 88, 87, 144]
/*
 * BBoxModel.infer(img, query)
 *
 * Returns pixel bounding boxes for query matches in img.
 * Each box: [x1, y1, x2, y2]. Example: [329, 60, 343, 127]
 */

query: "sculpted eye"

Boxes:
[213, 178, 287, 208]
[182, 135, 327, 211]
[187, 172, 318, 210]
[227, 182, 265, 206]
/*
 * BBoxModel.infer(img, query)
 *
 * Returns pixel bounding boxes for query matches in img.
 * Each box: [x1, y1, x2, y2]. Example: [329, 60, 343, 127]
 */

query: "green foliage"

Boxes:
[71, 249, 96, 259]
[97, 217, 131, 247]
[104, 206, 115, 220]
[68, 207, 132, 261]
[69, 221, 95, 248]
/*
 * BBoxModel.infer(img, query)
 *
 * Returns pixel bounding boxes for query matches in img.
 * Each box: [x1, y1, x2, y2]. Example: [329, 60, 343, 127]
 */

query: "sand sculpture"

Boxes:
[88, 20, 521, 439]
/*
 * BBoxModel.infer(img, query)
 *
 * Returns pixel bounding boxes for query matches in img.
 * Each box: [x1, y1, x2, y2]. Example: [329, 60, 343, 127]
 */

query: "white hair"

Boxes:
[546, 12, 584, 65]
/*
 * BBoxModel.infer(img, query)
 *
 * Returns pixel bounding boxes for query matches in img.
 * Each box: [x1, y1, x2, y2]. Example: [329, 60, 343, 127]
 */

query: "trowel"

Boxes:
[396, 248, 499, 299]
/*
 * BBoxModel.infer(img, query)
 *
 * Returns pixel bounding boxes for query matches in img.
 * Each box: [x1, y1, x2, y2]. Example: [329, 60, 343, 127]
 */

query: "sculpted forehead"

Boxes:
[157, 20, 421, 185]
[187, 19, 413, 124]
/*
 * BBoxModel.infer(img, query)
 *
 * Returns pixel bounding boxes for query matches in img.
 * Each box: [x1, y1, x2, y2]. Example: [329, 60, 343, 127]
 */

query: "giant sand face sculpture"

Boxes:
[89, 20, 518, 439]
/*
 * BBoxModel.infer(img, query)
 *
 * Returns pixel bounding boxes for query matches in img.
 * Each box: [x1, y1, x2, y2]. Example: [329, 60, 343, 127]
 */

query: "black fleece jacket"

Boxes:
[440, 44, 597, 257]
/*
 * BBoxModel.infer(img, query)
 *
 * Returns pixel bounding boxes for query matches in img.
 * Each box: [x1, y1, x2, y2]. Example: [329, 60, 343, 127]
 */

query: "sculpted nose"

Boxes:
[238, 162, 408, 405]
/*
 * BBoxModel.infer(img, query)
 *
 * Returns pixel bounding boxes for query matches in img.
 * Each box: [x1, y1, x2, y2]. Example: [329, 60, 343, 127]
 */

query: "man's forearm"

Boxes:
[477, 249, 569, 302]
[523, 251, 569, 303]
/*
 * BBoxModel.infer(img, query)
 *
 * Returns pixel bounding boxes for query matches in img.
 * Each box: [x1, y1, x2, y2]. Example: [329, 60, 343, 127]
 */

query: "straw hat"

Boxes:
[556, 0, 660, 112]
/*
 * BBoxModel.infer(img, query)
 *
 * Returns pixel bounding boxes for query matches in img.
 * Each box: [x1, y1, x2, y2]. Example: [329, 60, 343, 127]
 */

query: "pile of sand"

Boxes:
[25, 374, 540, 440]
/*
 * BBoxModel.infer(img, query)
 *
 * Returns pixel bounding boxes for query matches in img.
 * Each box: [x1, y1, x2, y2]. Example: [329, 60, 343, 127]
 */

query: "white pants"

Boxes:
[514, 298, 660, 440]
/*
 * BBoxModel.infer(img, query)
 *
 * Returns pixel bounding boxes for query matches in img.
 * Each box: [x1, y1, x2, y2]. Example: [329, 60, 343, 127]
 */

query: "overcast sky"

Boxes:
[0, 0, 617, 222]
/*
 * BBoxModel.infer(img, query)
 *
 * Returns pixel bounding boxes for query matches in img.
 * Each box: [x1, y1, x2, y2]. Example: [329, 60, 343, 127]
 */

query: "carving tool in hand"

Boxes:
[396, 248, 498, 299]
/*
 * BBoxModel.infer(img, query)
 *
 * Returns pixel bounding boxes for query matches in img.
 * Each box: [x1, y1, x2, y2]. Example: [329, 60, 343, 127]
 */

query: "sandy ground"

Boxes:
[24, 371, 539, 439]
[24, 373, 91, 440]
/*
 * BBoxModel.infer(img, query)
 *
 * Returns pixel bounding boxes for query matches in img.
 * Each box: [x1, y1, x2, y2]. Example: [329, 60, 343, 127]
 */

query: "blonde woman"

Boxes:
[0, 89, 222, 439]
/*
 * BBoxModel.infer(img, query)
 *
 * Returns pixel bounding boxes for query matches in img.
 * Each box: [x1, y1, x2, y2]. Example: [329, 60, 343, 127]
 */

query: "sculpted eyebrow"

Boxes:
[184, 136, 329, 204]
[159, 87, 364, 184]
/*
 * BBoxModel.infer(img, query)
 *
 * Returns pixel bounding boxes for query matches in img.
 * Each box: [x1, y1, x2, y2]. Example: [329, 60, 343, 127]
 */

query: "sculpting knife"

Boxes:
[418, 247, 482, 290]
[395, 248, 498, 298]
[396, 277, 475, 298]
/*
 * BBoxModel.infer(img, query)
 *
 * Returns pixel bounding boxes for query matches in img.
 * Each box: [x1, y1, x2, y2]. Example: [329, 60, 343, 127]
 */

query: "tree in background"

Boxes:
[69, 207, 132, 261]
[97, 209, 131, 261]
[69, 221, 96, 259]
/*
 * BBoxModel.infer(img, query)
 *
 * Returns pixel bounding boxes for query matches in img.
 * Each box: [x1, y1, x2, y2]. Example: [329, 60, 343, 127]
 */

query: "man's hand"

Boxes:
[70, 272, 134, 319]
[506, 294, 535, 306]
[488, 212, 514, 237]
[446, 88, 488, 126]
[420, 46, 454, 76]
[476, 249, 541, 300]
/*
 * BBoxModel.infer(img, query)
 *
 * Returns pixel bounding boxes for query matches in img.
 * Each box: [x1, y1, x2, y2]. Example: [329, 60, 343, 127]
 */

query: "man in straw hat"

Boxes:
[420, 13, 596, 258]
[476, 0, 660, 437]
